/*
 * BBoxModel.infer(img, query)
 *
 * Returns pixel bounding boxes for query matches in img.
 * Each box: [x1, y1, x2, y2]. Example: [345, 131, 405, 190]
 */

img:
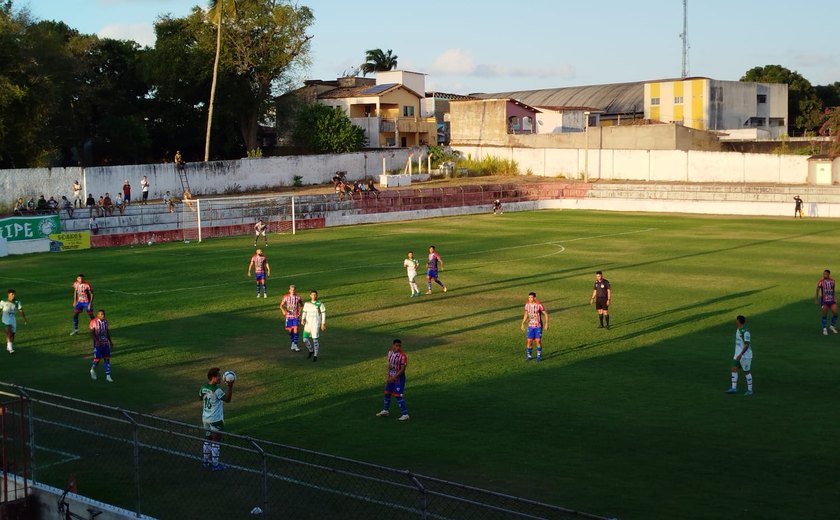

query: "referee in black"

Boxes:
[589, 271, 611, 329]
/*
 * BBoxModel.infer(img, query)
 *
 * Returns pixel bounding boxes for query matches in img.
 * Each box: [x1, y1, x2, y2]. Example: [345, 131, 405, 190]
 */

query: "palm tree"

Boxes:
[204, 0, 240, 161]
[360, 49, 398, 76]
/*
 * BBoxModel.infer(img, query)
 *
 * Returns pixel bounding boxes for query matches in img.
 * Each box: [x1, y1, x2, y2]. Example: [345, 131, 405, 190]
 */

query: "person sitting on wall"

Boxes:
[61, 196, 74, 218]
[366, 179, 380, 197]
[163, 191, 179, 213]
[103, 193, 113, 216]
[13, 197, 25, 216]
[47, 196, 59, 213]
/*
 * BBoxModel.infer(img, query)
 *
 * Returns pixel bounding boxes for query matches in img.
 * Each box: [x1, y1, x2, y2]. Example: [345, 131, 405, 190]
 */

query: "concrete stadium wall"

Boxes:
[2, 149, 423, 203]
[454, 145, 815, 184]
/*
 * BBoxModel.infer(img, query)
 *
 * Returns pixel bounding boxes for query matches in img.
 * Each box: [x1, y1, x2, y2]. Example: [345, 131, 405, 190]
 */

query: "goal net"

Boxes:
[180, 194, 296, 242]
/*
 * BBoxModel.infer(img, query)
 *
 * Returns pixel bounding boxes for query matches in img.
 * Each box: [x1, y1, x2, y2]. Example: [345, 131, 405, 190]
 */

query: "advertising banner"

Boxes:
[0, 215, 61, 241]
[48, 231, 91, 251]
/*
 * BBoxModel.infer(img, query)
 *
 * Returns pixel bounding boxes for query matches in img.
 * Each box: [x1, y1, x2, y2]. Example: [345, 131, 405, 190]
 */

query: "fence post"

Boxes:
[17, 388, 35, 485]
[249, 438, 269, 517]
[120, 410, 142, 518]
[405, 471, 428, 519]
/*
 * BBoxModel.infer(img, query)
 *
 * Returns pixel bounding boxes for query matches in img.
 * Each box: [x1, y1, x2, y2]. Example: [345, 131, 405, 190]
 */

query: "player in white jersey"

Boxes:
[403, 251, 421, 297]
[726, 315, 753, 396]
[301, 290, 326, 361]
[1, 289, 27, 354]
[199, 367, 233, 470]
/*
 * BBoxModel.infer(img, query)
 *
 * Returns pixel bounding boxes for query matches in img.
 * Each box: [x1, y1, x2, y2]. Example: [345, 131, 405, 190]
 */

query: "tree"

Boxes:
[360, 48, 398, 76]
[203, 0, 313, 158]
[815, 81, 840, 110]
[818, 107, 840, 157]
[292, 103, 366, 153]
[741, 65, 822, 135]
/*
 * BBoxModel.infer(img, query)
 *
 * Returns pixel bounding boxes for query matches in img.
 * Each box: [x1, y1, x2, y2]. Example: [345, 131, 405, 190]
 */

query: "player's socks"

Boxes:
[536, 347, 542, 360]
[605, 315, 610, 328]
[526, 346, 532, 359]
[832, 315, 838, 326]
[313, 339, 320, 358]
[202, 441, 211, 466]
[745, 373, 753, 391]
[730, 372, 738, 389]
[599, 315, 604, 327]
[821, 316, 827, 328]
[211, 443, 220, 466]
[382, 396, 391, 411]
[104, 360, 111, 376]
[73, 313, 79, 329]
[256, 284, 261, 296]
[396, 396, 408, 416]
[7, 341, 13, 353]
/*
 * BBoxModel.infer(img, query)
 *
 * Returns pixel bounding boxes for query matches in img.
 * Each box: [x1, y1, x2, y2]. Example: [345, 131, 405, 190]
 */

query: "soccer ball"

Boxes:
[223, 370, 236, 383]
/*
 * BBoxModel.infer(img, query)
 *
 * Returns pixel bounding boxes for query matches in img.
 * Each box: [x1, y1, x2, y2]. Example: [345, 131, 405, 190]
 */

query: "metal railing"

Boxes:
[0, 384, 615, 520]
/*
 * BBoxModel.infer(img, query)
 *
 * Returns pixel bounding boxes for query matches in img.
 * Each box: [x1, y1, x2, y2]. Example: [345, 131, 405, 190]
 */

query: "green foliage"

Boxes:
[292, 103, 367, 153]
[3, 211, 840, 519]
[292, 174, 303, 187]
[427, 144, 461, 168]
[741, 64, 822, 135]
[452, 154, 518, 177]
[818, 106, 840, 157]
[814, 81, 840, 109]
[360, 48, 398, 76]
[246, 147, 263, 158]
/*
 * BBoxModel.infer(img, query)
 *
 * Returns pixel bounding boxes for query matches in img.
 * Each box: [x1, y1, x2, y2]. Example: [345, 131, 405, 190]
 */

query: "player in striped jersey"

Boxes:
[375, 339, 409, 421]
[71, 274, 94, 336]
[88, 309, 114, 382]
[280, 285, 303, 351]
[815, 269, 838, 335]
[425, 245, 447, 294]
[520, 292, 549, 361]
[725, 315, 753, 396]
[247, 249, 271, 298]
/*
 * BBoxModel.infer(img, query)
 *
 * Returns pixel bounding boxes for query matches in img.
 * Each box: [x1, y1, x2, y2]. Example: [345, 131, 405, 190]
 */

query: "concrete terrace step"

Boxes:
[586, 182, 840, 203]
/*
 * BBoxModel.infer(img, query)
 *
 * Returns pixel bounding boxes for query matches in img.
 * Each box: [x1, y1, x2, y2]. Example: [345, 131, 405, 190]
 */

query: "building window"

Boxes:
[769, 117, 785, 127]
[757, 94, 767, 103]
[522, 116, 533, 132]
[508, 116, 519, 132]
[650, 97, 660, 105]
[402, 105, 415, 117]
[674, 96, 683, 104]
[745, 117, 766, 127]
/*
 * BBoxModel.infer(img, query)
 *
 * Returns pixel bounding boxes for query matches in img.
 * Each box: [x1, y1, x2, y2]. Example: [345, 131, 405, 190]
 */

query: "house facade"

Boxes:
[317, 71, 437, 147]
[449, 98, 540, 146]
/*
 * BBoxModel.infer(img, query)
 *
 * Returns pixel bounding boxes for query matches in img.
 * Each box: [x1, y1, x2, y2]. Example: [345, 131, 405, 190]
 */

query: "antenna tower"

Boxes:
[680, 0, 689, 77]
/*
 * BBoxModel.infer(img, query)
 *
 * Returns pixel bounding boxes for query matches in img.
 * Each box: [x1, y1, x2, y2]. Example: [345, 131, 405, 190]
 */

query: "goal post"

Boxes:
[181, 194, 296, 242]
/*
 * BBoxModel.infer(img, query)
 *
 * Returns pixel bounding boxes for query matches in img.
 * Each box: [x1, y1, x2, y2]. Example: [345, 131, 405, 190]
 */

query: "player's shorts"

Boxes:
[384, 376, 406, 397]
[3, 320, 15, 333]
[74, 301, 91, 312]
[731, 355, 752, 371]
[526, 326, 542, 340]
[203, 419, 224, 437]
[302, 326, 320, 340]
[254, 272, 265, 281]
[407, 273, 417, 283]
[595, 298, 609, 311]
[821, 299, 836, 308]
[255, 230, 266, 237]
[93, 343, 111, 359]
[426, 269, 438, 279]
[284, 316, 299, 331]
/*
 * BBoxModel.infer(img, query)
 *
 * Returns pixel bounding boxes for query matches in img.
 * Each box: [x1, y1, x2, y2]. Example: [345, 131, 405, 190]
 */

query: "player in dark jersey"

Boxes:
[815, 269, 837, 335]
[425, 245, 447, 294]
[589, 271, 611, 329]
[375, 339, 409, 421]
[71, 274, 94, 336]
[793, 195, 803, 219]
[89, 309, 114, 382]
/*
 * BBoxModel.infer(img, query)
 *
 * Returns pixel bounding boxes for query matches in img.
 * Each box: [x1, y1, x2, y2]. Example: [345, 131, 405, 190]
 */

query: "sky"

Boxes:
[23, 0, 840, 95]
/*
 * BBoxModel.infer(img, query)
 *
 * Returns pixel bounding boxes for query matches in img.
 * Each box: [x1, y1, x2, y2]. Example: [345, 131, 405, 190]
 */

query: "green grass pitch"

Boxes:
[2, 209, 839, 520]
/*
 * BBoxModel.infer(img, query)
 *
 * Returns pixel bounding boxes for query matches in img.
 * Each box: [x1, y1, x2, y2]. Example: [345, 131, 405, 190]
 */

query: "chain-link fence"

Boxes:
[0, 384, 615, 520]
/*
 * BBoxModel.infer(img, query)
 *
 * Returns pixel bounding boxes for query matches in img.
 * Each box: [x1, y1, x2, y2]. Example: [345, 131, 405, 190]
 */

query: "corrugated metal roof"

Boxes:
[471, 81, 648, 115]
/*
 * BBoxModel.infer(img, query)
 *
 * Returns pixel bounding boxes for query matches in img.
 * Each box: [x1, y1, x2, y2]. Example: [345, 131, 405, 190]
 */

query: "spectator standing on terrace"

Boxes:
[122, 180, 131, 206]
[72, 180, 83, 208]
[140, 176, 150, 205]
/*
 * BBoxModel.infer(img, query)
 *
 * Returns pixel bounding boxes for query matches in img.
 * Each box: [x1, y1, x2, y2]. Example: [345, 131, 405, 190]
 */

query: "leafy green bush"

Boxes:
[452, 155, 518, 177]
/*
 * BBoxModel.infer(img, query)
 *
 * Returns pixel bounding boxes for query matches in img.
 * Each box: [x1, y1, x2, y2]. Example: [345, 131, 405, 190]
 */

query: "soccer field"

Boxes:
[2, 209, 839, 519]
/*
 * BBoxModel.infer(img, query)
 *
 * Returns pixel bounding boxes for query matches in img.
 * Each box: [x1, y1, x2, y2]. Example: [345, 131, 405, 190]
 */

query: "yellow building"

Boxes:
[645, 78, 788, 138]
